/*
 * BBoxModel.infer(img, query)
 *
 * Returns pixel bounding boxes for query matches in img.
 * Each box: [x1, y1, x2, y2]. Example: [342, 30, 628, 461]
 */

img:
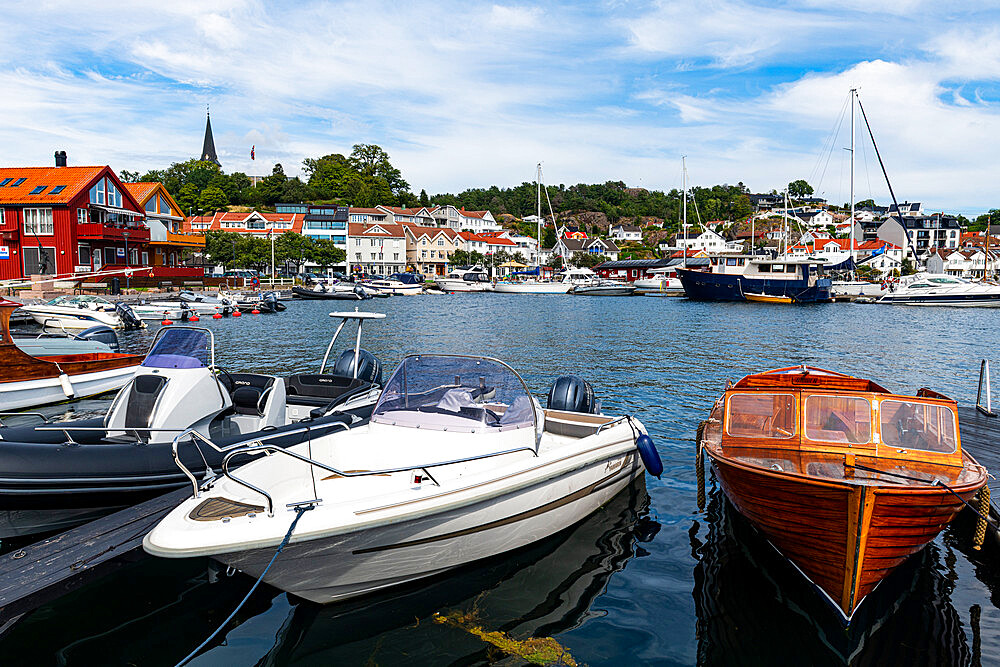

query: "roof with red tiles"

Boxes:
[458, 231, 516, 245]
[183, 210, 303, 233]
[122, 182, 158, 203]
[0, 165, 123, 207]
[401, 223, 459, 241]
[349, 207, 389, 216]
[459, 208, 489, 219]
[348, 222, 406, 237]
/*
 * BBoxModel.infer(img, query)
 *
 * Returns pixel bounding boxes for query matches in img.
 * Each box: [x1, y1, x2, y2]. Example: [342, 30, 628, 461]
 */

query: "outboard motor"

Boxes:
[114, 302, 143, 330]
[353, 285, 370, 299]
[332, 349, 383, 385]
[547, 376, 597, 414]
[74, 324, 120, 353]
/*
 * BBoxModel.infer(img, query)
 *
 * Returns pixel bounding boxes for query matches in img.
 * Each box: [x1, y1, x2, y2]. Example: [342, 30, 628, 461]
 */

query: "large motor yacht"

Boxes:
[878, 273, 1000, 306]
[435, 265, 494, 292]
[676, 255, 832, 303]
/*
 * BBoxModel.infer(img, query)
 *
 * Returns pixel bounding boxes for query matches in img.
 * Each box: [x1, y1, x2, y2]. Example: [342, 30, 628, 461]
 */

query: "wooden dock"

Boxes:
[959, 406, 1000, 502]
[0, 487, 190, 635]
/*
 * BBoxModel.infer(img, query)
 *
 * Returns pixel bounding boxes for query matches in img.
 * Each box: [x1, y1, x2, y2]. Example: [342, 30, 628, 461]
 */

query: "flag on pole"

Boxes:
[251, 145, 255, 160]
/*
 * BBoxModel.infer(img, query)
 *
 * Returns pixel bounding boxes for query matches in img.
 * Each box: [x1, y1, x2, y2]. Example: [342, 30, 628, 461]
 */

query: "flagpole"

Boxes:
[270, 220, 275, 285]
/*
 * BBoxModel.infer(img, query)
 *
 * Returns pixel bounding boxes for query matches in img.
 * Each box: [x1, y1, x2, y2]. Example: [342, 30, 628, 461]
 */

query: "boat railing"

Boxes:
[977, 359, 996, 417]
[218, 441, 541, 516]
[169, 421, 354, 501]
[0, 412, 48, 427]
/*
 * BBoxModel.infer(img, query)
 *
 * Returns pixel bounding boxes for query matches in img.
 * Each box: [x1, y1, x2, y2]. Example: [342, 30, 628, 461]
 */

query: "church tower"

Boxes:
[200, 108, 220, 166]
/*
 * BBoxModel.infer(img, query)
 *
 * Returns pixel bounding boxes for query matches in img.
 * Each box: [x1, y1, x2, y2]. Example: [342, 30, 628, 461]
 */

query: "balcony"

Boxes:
[153, 231, 206, 248]
[77, 222, 150, 242]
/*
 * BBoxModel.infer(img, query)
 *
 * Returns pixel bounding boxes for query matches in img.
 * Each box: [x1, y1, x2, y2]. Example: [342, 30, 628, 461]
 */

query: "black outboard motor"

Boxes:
[114, 302, 143, 330]
[332, 349, 383, 385]
[353, 285, 371, 299]
[547, 376, 597, 414]
[74, 324, 120, 353]
[262, 291, 286, 312]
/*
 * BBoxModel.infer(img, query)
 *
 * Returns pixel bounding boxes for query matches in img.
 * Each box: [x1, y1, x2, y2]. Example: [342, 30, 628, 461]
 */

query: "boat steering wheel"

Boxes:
[213, 366, 236, 391]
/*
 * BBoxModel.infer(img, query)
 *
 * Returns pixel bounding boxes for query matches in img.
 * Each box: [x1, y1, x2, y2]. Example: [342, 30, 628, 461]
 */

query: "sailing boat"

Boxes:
[493, 163, 573, 294]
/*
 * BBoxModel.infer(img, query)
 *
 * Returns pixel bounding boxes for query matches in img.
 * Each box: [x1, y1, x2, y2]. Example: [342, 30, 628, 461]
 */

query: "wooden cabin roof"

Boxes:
[733, 366, 892, 394]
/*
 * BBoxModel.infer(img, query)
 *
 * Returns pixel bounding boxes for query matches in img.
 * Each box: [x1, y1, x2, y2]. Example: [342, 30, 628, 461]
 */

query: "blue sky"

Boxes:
[2, 1, 1000, 215]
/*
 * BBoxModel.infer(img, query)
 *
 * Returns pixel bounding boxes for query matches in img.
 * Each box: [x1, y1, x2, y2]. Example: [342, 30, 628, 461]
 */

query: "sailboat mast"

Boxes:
[536, 163, 542, 268]
[783, 189, 789, 256]
[850, 88, 856, 276]
[682, 157, 688, 269]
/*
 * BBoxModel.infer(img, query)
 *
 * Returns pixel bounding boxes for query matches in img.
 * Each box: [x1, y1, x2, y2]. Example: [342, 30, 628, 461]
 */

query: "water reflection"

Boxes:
[0, 481, 657, 666]
[693, 488, 972, 666]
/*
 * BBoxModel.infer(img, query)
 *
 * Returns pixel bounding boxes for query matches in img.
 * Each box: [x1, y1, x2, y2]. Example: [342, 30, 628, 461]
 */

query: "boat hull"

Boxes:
[434, 279, 493, 292]
[291, 286, 363, 300]
[572, 286, 636, 296]
[880, 293, 1000, 307]
[676, 268, 832, 303]
[213, 455, 642, 603]
[708, 455, 981, 620]
[493, 282, 572, 294]
[0, 364, 138, 411]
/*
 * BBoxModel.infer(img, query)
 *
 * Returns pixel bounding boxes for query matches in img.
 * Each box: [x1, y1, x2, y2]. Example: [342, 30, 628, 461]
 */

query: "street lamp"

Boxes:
[122, 230, 131, 289]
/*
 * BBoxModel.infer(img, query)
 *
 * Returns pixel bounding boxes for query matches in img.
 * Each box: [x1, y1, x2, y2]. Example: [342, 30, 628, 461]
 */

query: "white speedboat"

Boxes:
[364, 273, 424, 296]
[145, 360, 662, 604]
[831, 280, 886, 298]
[436, 266, 494, 292]
[130, 304, 190, 321]
[879, 273, 1000, 306]
[20, 295, 145, 330]
[571, 278, 637, 296]
[148, 291, 236, 315]
[493, 278, 572, 294]
[634, 267, 685, 295]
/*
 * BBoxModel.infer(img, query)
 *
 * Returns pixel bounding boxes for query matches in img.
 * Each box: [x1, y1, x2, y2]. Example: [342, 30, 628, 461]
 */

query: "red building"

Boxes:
[0, 158, 149, 281]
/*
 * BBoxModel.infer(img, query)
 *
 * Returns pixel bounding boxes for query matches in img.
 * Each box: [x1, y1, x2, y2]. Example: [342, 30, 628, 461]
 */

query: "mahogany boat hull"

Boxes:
[708, 454, 983, 621]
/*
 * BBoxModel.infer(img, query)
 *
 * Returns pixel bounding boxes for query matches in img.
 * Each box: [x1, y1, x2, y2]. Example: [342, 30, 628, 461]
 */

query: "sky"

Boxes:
[2, 1, 1000, 215]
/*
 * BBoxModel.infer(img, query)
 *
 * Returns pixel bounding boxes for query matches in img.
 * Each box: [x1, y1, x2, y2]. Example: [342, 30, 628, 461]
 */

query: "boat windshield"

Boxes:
[143, 328, 211, 369]
[805, 395, 871, 444]
[726, 393, 797, 439]
[47, 295, 110, 307]
[879, 400, 957, 453]
[371, 355, 536, 433]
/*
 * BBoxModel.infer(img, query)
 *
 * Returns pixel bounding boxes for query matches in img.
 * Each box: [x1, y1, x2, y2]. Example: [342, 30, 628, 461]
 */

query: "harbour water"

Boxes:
[2, 295, 999, 665]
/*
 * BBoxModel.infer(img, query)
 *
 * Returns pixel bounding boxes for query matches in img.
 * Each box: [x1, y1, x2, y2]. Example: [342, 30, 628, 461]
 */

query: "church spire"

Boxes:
[201, 106, 220, 166]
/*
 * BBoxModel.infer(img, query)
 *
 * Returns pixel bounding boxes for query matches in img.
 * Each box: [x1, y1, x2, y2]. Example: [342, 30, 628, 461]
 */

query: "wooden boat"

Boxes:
[698, 365, 988, 622]
[0, 298, 143, 410]
[744, 292, 794, 304]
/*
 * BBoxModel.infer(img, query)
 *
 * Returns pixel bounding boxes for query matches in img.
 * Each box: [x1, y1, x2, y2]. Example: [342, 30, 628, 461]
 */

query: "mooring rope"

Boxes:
[695, 420, 707, 511]
[174, 504, 314, 667]
[974, 486, 991, 551]
[848, 462, 1000, 539]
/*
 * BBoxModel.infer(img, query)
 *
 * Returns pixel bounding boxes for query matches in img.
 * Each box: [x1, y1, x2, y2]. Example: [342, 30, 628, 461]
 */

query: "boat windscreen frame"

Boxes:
[142, 326, 215, 369]
[371, 353, 540, 441]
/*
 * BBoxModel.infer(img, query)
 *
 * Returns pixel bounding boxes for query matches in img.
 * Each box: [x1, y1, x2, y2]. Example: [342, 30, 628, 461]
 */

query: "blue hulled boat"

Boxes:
[676, 256, 832, 303]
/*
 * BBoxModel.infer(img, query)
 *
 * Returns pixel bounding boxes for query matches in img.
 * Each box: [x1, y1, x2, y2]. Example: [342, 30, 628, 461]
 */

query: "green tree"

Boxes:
[303, 153, 357, 201]
[275, 231, 312, 273]
[787, 179, 814, 198]
[119, 170, 141, 183]
[197, 186, 229, 213]
[257, 164, 288, 205]
[176, 183, 201, 214]
[546, 254, 564, 269]
[542, 225, 557, 249]
[419, 189, 430, 207]
[570, 251, 607, 268]
[310, 238, 347, 268]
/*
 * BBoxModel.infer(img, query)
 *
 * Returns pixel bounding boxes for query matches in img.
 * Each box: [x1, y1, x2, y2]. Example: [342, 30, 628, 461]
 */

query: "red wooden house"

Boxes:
[0, 159, 148, 281]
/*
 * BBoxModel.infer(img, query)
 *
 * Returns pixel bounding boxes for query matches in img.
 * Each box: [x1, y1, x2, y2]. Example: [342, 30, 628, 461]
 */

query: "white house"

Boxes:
[431, 205, 501, 233]
[609, 224, 642, 242]
[795, 209, 834, 229]
[858, 252, 902, 277]
[347, 222, 407, 276]
[376, 205, 436, 226]
[553, 237, 620, 263]
[671, 227, 728, 253]
[457, 231, 518, 256]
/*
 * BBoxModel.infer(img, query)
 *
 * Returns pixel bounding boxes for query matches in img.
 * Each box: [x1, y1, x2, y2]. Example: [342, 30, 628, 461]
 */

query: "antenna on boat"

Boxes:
[856, 94, 916, 265]
[682, 156, 687, 270]
[849, 87, 856, 279]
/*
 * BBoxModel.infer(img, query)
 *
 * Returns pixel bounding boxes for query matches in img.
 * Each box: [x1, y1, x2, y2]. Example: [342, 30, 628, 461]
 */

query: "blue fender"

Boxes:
[635, 433, 662, 478]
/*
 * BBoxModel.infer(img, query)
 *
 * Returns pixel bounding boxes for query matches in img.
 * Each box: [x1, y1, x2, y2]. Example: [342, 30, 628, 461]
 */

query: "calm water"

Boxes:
[2, 295, 1000, 666]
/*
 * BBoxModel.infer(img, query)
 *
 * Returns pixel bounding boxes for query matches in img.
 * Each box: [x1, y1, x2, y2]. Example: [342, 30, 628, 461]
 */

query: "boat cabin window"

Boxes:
[371, 355, 536, 433]
[928, 277, 962, 285]
[771, 264, 785, 273]
[143, 328, 210, 369]
[726, 393, 796, 439]
[879, 400, 957, 453]
[805, 395, 871, 444]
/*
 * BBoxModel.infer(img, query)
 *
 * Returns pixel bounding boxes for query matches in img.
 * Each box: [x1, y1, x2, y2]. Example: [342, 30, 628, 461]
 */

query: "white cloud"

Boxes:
[489, 4, 542, 29]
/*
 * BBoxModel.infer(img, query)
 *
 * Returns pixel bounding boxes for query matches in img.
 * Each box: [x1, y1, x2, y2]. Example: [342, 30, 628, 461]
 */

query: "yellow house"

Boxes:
[403, 224, 460, 275]
[123, 182, 205, 267]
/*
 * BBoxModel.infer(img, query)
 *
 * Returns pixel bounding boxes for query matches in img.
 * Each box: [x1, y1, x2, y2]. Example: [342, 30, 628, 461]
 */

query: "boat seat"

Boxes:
[124, 374, 168, 431]
[222, 373, 276, 416]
